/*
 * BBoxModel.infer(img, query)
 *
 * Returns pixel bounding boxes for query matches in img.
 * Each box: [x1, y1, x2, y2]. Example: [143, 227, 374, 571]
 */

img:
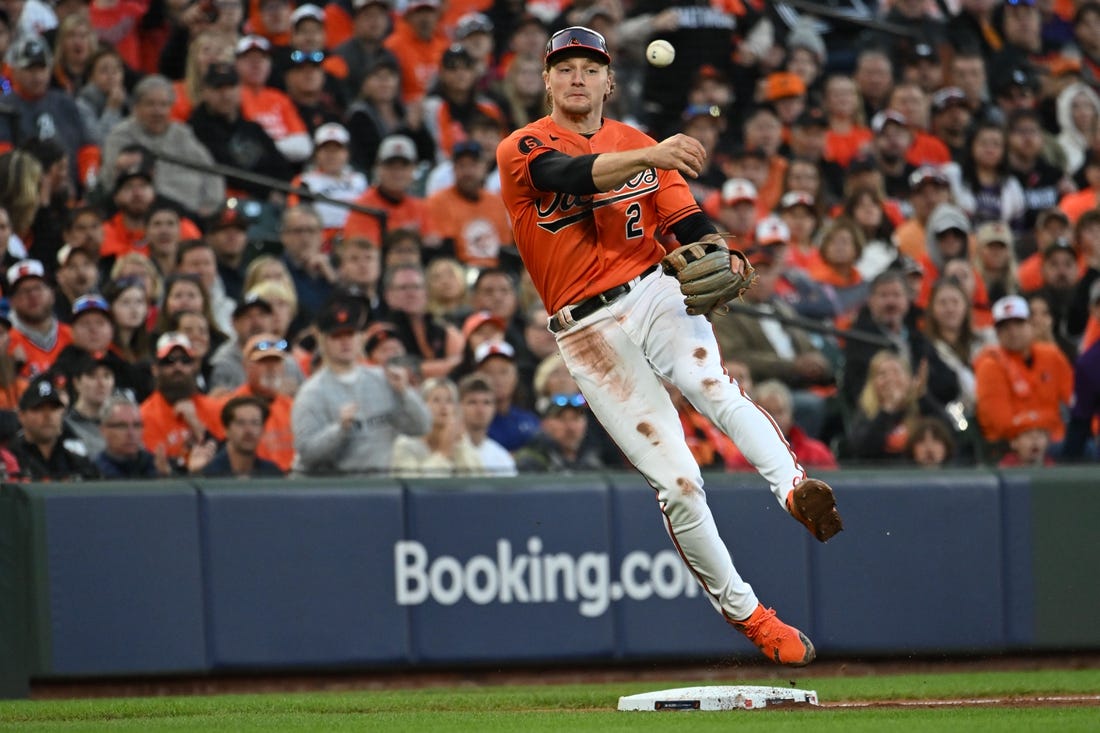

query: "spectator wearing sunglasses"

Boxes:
[95, 392, 166, 479]
[139, 332, 226, 473]
[235, 35, 314, 165]
[224, 332, 296, 472]
[284, 48, 344, 135]
[514, 392, 603, 473]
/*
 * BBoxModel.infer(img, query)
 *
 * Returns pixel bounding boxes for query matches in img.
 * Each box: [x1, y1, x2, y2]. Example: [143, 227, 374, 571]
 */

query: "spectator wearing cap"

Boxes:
[6, 259, 73, 379]
[345, 55, 436, 174]
[205, 201, 252, 302]
[343, 134, 438, 247]
[822, 75, 873, 170]
[384, 0, 449, 103]
[278, 205, 334, 332]
[53, 244, 99, 323]
[894, 165, 952, 262]
[457, 373, 516, 475]
[424, 109, 503, 197]
[468, 339, 535, 452]
[948, 120, 1027, 229]
[974, 294, 1073, 448]
[426, 140, 513, 269]
[929, 86, 973, 161]
[391, 376, 485, 477]
[95, 392, 164, 479]
[917, 202, 974, 298]
[450, 308, 504, 377]
[335, 0, 399, 100]
[245, 0, 294, 49]
[209, 291, 276, 392]
[0, 36, 98, 193]
[860, 0, 946, 73]
[100, 74, 226, 221]
[513, 390, 602, 473]
[887, 82, 951, 167]
[140, 332, 226, 472]
[974, 221, 1021, 305]
[711, 178, 758, 243]
[235, 34, 314, 165]
[762, 71, 807, 133]
[62, 350, 115, 459]
[292, 298, 430, 475]
[990, 63, 1041, 128]
[421, 44, 504, 160]
[900, 43, 945, 95]
[868, 109, 918, 200]
[453, 12, 495, 81]
[678, 104, 727, 202]
[192, 395, 285, 477]
[380, 262, 463, 379]
[843, 270, 960, 410]
[1056, 82, 1100, 175]
[10, 375, 99, 481]
[100, 164, 157, 260]
[165, 28, 236, 124]
[1025, 236, 1082, 358]
[283, 46, 344, 134]
[1005, 109, 1073, 246]
[271, 4, 351, 90]
[777, 190, 820, 272]
[363, 321, 405, 365]
[225, 332, 296, 470]
[287, 123, 368, 242]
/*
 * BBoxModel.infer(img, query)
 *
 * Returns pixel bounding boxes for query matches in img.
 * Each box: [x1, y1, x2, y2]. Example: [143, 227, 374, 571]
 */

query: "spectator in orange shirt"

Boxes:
[888, 81, 951, 166]
[343, 134, 437, 248]
[235, 34, 314, 165]
[6, 259, 72, 379]
[383, 0, 449, 103]
[822, 74, 872, 169]
[426, 140, 512, 269]
[140, 331, 226, 472]
[1017, 207, 1079, 290]
[974, 295, 1073, 446]
[777, 190, 821, 273]
[100, 165, 156, 260]
[895, 165, 953, 262]
[226, 332, 296, 471]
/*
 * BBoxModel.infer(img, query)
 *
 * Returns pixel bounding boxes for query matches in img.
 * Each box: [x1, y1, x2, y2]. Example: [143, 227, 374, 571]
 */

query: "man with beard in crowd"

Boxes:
[6, 259, 72, 378]
[10, 374, 100, 481]
[225, 332, 296, 472]
[194, 395, 285, 477]
[53, 244, 100, 322]
[140, 332, 225, 474]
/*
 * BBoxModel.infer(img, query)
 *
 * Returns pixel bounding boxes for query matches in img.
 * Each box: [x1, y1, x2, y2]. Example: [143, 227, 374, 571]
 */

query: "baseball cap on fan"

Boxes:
[314, 122, 350, 147]
[156, 331, 195, 360]
[377, 134, 417, 163]
[10, 35, 51, 69]
[544, 26, 611, 66]
[720, 178, 757, 206]
[755, 215, 791, 246]
[474, 340, 515, 367]
[6, 259, 46, 293]
[992, 295, 1030, 325]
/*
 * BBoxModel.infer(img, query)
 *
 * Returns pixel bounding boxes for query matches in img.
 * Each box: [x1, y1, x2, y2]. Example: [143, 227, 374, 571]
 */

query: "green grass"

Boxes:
[1, 669, 1098, 732]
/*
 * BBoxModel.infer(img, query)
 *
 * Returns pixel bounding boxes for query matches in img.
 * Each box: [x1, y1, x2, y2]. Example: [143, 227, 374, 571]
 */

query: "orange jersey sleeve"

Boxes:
[497, 118, 700, 313]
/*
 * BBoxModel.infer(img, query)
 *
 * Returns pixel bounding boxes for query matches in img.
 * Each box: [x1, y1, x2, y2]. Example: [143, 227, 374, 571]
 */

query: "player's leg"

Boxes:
[554, 310, 759, 623]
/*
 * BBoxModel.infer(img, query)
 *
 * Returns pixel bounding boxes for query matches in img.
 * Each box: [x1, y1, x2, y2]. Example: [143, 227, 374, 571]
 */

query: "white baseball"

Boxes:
[646, 39, 675, 68]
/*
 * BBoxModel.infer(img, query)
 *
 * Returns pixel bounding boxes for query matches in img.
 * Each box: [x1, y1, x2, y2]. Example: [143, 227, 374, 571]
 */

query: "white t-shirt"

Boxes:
[474, 437, 517, 476]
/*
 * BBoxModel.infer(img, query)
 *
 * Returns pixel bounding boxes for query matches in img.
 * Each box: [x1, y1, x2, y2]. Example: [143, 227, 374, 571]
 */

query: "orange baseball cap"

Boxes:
[764, 72, 806, 101]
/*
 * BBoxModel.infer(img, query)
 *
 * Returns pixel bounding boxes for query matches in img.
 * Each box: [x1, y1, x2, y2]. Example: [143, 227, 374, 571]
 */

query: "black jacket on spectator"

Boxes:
[10, 432, 99, 481]
[96, 449, 160, 479]
[51, 344, 155, 403]
[188, 103, 295, 200]
[842, 306, 961, 410]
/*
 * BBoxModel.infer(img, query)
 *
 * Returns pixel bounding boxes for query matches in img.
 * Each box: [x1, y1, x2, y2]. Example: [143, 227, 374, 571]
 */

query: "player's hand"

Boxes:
[649, 134, 707, 178]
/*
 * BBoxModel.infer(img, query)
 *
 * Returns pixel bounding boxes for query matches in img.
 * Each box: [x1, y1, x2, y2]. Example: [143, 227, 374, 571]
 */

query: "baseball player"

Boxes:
[496, 27, 843, 666]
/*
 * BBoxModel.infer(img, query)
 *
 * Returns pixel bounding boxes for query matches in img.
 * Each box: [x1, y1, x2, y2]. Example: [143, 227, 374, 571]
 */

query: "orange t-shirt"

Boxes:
[895, 219, 927, 260]
[227, 385, 295, 472]
[974, 342, 1073, 443]
[240, 86, 308, 142]
[497, 117, 699, 313]
[140, 391, 226, 460]
[343, 187, 435, 245]
[1016, 250, 1088, 292]
[824, 125, 873, 168]
[426, 186, 513, 269]
[906, 131, 951, 166]
[383, 19, 450, 103]
[101, 213, 203, 259]
[9, 324, 72, 378]
[1058, 187, 1099, 223]
[170, 80, 193, 123]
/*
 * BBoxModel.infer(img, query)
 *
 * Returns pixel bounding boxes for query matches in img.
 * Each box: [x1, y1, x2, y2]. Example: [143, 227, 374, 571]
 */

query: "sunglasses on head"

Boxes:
[251, 338, 288, 354]
[545, 27, 609, 63]
[290, 49, 325, 65]
[548, 393, 586, 409]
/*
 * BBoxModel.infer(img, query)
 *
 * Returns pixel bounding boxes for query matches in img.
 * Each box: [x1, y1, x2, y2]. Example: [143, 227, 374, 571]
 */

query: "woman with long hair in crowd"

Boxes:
[822, 74, 871, 169]
[808, 216, 868, 329]
[51, 14, 97, 94]
[846, 186, 899, 280]
[169, 29, 236, 122]
[105, 276, 153, 364]
[110, 252, 164, 331]
[922, 278, 993, 416]
[972, 222, 1019, 304]
[345, 56, 435, 173]
[0, 150, 43, 245]
[425, 256, 469, 325]
[949, 120, 1026, 226]
[156, 274, 228, 350]
[391, 377, 484, 477]
[496, 54, 545, 130]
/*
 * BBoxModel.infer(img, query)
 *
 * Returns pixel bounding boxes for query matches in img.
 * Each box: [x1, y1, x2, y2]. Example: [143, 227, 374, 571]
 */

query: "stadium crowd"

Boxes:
[0, 0, 1096, 481]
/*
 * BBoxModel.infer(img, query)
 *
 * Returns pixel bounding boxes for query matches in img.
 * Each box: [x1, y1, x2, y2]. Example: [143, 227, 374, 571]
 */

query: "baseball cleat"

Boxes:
[731, 603, 815, 666]
[787, 478, 843, 542]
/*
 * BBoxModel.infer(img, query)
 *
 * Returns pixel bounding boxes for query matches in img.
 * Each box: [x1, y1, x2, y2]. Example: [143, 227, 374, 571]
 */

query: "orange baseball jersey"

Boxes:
[343, 187, 435, 244]
[9, 324, 72, 378]
[497, 118, 700, 314]
[240, 86, 308, 142]
[228, 384, 295, 472]
[140, 391, 226, 460]
[974, 341, 1073, 443]
[426, 185, 513, 269]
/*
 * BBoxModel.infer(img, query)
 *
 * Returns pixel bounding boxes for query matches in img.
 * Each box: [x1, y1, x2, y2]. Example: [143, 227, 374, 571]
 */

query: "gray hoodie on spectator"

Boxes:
[291, 365, 431, 476]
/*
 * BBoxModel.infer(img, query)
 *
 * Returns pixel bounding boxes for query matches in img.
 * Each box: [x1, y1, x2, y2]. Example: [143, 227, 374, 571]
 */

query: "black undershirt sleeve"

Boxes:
[669, 212, 719, 244]
[530, 150, 601, 195]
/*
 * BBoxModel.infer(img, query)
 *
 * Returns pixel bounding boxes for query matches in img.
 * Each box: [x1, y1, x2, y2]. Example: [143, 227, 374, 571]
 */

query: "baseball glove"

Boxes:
[660, 238, 756, 317]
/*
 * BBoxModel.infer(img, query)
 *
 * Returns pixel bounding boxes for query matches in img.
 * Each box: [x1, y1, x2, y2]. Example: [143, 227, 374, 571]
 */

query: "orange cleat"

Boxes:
[787, 478, 843, 542]
[731, 603, 816, 666]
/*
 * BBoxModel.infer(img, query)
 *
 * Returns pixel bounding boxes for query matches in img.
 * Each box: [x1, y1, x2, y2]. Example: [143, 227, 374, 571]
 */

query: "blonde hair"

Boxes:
[185, 30, 235, 106]
[247, 279, 298, 318]
[243, 254, 295, 294]
[857, 350, 916, 418]
[110, 252, 164, 303]
[425, 256, 469, 318]
[532, 353, 565, 397]
[0, 151, 42, 235]
[53, 14, 98, 88]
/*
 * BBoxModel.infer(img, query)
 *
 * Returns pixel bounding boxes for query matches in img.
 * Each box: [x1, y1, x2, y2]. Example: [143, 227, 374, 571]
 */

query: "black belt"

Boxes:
[548, 264, 659, 333]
